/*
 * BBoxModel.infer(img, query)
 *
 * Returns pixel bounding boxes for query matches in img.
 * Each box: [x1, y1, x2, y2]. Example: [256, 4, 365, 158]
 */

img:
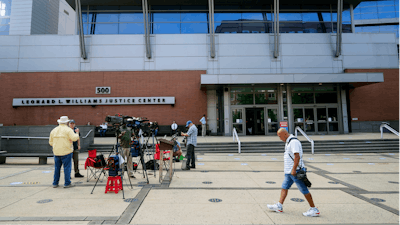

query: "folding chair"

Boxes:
[84, 149, 107, 182]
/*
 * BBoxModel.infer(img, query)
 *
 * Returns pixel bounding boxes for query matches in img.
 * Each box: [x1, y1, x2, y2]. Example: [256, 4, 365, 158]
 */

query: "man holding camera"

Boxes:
[119, 124, 135, 178]
[267, 128, 319, 217]
[181, 121, 197, 170]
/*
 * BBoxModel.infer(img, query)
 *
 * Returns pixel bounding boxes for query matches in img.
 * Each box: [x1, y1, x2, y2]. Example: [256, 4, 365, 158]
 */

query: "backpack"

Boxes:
[93, 154, 106, 168]
[145, 159, 159, 170]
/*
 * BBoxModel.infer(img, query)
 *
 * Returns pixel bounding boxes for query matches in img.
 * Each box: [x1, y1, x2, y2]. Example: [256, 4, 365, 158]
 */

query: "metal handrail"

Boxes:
[380, 123, 399, 139]
[1, 129, 94, 140]
[294, 126, 315, 155]
[233, 128, 241, 154]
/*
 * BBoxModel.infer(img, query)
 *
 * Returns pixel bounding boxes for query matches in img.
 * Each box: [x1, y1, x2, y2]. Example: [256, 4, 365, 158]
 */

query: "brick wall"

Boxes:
[0, 71, 207, 126]
[346, 69, 399, 121]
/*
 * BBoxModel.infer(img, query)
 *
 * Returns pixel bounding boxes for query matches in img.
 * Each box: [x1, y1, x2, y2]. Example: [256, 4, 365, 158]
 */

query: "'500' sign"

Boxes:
[96, 87, 111, 94]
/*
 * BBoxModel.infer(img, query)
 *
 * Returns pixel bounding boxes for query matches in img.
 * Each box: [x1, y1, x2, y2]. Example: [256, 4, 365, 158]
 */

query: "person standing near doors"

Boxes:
[200, 115, 207, 137]
[181, 121, 197, 170]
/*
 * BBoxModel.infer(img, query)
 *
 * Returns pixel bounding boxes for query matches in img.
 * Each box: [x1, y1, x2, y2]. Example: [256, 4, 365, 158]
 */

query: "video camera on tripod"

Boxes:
[105, 114, 149, 136]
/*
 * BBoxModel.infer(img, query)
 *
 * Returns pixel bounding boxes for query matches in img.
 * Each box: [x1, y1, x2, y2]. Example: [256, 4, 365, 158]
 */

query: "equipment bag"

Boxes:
[93, 154, 106, 167]
[287, 137, 312, 187]
[145, 159, 159, 170]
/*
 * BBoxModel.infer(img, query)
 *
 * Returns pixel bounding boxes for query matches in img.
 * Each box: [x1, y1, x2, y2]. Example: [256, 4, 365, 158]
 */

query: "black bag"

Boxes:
[145, 160, 159, 170]
[288, 137, 312, 187]
[93, 154, 106, 168]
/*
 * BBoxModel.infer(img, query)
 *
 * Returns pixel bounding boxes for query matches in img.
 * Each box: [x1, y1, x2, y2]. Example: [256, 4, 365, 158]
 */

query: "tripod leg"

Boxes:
[91, 168, 104, 194]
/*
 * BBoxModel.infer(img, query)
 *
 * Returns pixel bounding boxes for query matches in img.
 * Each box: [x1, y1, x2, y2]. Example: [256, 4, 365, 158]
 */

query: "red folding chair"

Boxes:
[85, 149, 107, 182]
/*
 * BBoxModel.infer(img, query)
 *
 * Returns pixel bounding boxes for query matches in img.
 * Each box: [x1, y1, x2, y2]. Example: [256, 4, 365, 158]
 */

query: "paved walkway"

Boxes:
[0, 133, 398, 224]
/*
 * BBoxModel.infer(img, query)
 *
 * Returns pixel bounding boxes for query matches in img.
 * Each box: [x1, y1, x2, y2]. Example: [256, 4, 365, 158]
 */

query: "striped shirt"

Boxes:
[186, 125, 198, 147]
[283, 134, 305, 174]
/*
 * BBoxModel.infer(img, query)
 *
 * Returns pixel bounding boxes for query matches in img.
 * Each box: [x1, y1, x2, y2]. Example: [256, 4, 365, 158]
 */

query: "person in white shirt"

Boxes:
[267, 128, 320, 217]
[199, 115, 206, 137]
[171, 121, 178, 136]
[99, 123, 107, 137]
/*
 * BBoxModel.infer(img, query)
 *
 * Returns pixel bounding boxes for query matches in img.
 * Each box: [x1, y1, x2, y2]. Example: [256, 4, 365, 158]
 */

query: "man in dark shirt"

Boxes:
[69, 120, 84, 178]
[119, 124, 135, 178]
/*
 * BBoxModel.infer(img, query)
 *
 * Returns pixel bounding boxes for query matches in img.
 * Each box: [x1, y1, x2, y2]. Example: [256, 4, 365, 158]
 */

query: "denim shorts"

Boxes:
[281, 170, 309, 195]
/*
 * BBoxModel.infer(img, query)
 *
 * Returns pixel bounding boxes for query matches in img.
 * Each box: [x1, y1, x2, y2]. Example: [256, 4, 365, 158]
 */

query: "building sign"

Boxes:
[96, 87, 111, 94]
[12, 97, 175, 107]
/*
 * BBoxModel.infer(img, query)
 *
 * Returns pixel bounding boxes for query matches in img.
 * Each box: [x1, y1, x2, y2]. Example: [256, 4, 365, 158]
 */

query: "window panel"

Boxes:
[354, 13, 361, 20]
[0, 25, 9, 32]
[0, 18, 9, 25]
[376, 1, 396, 6]
[214, 12, 241, 21]
[315, 93, 337, 103]
[0, 31, 9, 35]
[152, 23, 180, 34]
[231, 93, 254, 105]
[181, 23, 208, 33]
[360, 6, 378, 13]
[95, 13, 119, 22]
[292, 93, 314, 104]
[302, 12, 319, 21]
[82, 12, 88, 22]
[361, 13, 379, 19]
[279, 13, 302, 21]
[94, 23, 119, 34]
[89, 6, 119, 10]
[119, 23, 144, 34]
[215, 22, 240, 33]
[241, 12, 264, 20]
[255, 93, 278, 104]
[153, 13, 180, 22]
[358, 1, 377, 7]
[342, 10, 351, 22]
[378, 12, 396, 18]
[83, 23, 88, 35]
[378, 5, 396, 13]
[181, 13, 208, 22]
[119, 13, 143, 22]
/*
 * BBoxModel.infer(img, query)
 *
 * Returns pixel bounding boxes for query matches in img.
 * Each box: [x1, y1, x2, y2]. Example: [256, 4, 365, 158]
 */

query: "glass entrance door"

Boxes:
[293, 107, 316, 134]
[245, 108, 265, 135]
[232, 108, 245, 135]
[266, 107, 279, 135]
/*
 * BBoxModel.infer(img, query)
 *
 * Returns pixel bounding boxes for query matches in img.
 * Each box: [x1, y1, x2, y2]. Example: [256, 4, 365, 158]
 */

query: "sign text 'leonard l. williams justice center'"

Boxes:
[12, 97, 175, 107]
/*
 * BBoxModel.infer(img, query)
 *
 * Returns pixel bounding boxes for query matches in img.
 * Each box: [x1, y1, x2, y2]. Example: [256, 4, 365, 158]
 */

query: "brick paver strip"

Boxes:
[116, 187, 151, 224]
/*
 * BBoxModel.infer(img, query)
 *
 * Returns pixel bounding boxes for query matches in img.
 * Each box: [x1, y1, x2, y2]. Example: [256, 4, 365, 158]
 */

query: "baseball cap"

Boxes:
[186, 120, 192, 127]
[69, 119, 75, 123]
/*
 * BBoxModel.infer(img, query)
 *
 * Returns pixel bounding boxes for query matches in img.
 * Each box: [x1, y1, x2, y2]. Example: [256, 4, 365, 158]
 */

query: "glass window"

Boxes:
[315, 86, 337, 92]
[292, 87, 313, 92]
[360, 13, 379, 20]
[378, 12, 396, 18]
[214, 12, 241, 22]
[119, 23, 144, 34]
[181, 23, 208, 33]
[0, 0, 11, 17]
[378, 5, 396, 13]
[152, 23, 180, 34]
[292, 93, 314, 104]
[153, 13, 180, 22]
[231, 88, 253, 92]
[89, 5, 119, 10]
[181, 13, 208, 22]
[377, 1, 396, 6]
[293, 108, 304, 123]
[83, 23, 88, 35]
[231, 93, 254, 105]
[280, 13, 302, 21]
[342, 10, 351, 22]
[242, 12, 264, 21]
[0, 18, 9, 25]
[94, 23, 119, 34]
[119, 13, 143, 22]
[232, 109, 243, 123]
[302, 13, 319, 21]
[95, 13, 119, 23]
[0, 25, 9, 32]
[255, 92, 278, 104]
[0, 31, 9, 35]
[315, 93, 337, 103]
[82, 12, 88, 23]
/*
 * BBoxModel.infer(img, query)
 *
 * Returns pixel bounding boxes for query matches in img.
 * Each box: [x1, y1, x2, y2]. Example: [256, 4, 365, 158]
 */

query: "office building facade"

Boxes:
[0, 0, 398, 135]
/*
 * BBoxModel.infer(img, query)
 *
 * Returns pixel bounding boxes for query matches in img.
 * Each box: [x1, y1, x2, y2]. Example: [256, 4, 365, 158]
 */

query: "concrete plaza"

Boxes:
[0, 134, 398, 224]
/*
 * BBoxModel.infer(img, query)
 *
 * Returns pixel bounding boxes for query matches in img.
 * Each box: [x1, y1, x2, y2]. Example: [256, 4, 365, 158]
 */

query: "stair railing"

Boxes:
[233, 128, 241, 154]
[380, 123, 399, 139]
[294, 126, 315, 155]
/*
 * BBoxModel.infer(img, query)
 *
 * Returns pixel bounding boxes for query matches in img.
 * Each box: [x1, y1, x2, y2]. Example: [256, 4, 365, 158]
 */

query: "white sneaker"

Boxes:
[267, 202, 283, 213]
[303, 207, 320, 217]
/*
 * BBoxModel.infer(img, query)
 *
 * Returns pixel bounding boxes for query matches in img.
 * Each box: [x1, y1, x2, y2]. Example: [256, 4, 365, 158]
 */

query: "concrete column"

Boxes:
[278, 85, 284, 122]
[206, 89, 217, 134]
[224, 88, 230, 136]
[287, 84, 294, 134]
[350, 4, 355, 33]
[341, 89, 349, 133]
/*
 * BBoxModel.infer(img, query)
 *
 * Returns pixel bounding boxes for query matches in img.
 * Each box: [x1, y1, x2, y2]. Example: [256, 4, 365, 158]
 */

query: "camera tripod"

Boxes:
[91, 125, 133, 199]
